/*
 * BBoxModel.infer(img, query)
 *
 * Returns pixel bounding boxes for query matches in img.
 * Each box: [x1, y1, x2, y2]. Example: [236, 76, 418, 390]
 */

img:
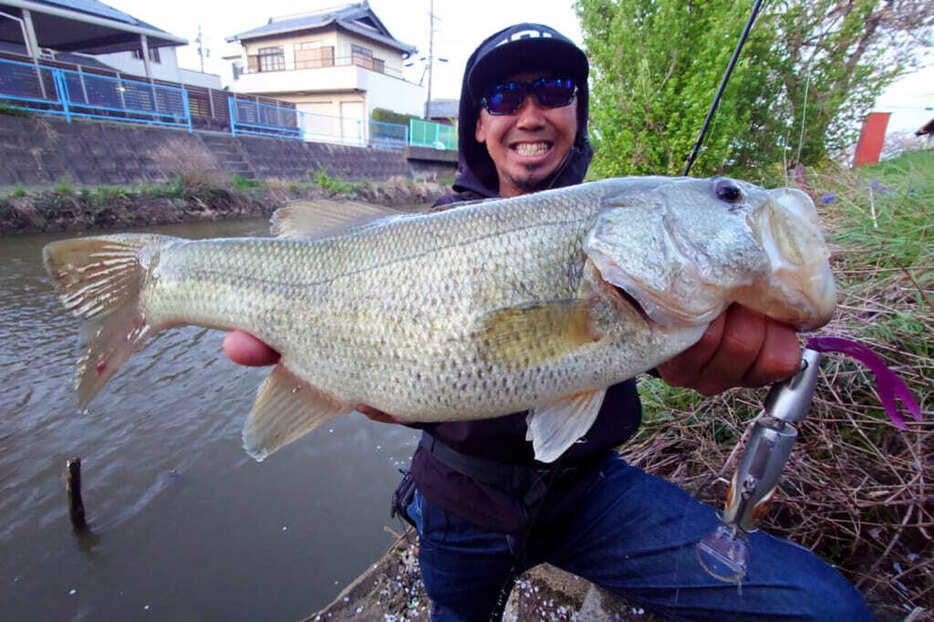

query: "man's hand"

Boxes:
[222, 330, 280, 366]
[221, 330, 404, 424]
[657, 304, 801, 396]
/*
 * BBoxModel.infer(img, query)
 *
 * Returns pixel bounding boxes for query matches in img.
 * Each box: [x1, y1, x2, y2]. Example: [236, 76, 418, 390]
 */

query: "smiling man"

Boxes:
[472, 71, 579, 197]
[224, 23, 871, 622]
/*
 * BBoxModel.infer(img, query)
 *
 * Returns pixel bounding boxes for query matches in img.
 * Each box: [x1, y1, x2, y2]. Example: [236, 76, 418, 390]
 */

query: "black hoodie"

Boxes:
[409, 24, 643, 534]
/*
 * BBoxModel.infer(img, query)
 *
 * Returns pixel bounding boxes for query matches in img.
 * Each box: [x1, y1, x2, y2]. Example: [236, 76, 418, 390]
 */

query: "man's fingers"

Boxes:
[656, 304, 802, 396]
[692, 305, 766, 395]
[222, 330, 280, 366]
[740, 319, 800, 387]
[656, 312, 725, 388]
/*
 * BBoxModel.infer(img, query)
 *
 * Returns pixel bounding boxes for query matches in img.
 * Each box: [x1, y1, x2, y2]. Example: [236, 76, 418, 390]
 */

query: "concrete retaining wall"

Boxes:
[0, 114, 456, 189]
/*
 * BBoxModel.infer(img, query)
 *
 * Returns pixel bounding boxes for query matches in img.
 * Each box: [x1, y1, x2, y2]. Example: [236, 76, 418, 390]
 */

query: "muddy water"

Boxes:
[0, 219, 419, 621]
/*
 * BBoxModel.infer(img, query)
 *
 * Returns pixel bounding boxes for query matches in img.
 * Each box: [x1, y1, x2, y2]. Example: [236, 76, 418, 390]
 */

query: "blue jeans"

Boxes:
[407, 453, 871, 622]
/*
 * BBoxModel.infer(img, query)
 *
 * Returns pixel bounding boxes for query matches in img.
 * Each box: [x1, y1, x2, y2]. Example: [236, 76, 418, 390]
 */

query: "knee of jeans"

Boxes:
[790, 569, 873, 622]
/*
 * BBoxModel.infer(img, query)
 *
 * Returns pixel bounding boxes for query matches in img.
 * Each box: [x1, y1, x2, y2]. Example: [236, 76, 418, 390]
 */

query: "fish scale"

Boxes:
[43, 176, 836, 463]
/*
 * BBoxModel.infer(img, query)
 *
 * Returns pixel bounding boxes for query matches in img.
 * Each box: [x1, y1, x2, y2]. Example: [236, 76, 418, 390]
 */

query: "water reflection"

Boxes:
[0, 219, 419, 621]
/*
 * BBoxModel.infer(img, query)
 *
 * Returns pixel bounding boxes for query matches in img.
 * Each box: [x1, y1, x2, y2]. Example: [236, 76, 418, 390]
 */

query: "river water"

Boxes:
[0, 219, 420, 621]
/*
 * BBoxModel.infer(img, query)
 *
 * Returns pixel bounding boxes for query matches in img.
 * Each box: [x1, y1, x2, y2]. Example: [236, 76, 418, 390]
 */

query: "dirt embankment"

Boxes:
[0, 177, 448, 236]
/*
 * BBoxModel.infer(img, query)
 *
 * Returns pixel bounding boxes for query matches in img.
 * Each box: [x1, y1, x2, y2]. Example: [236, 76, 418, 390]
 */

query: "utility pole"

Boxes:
[196, 25, 206, 73]
[424, 0, 436, 120]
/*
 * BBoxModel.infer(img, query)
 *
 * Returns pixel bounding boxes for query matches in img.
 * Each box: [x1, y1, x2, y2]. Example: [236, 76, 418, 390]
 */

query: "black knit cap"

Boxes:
[454, 23, 592, 196]
[466, 23, 589, 96]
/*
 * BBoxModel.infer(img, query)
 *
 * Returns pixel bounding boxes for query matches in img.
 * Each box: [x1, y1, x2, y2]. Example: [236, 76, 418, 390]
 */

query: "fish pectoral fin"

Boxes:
[271, 199, 405, 239]
[481, 299, 598, 369]
[526, 389, 606, 463]
[242, 364, 350, 461]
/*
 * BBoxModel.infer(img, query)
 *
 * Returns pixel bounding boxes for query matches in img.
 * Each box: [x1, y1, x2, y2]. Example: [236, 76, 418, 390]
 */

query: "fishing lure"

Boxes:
[696, 337, 922, 582]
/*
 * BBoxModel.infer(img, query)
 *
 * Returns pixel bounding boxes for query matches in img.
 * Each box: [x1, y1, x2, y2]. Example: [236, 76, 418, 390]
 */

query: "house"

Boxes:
[0, 0, 220, 88]
[428, 98, 458, 125]
[226, 1, 425, 144]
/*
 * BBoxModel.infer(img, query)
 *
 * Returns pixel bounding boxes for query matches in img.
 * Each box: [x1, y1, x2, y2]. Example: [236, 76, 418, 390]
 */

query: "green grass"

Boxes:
[232, 175, 266, 192]
[823, 151, 933, 270]
[52, 179, 74, 195]
[309, 166, 356, 196]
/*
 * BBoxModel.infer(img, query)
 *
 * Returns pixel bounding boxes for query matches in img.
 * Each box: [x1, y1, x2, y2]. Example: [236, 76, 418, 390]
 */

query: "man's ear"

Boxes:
[475, 112, 487, 144]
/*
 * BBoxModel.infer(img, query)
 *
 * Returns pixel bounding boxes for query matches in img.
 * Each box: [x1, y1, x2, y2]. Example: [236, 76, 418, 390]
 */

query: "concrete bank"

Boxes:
[307, 531, 659, 622]
[0, 113, 457, 189]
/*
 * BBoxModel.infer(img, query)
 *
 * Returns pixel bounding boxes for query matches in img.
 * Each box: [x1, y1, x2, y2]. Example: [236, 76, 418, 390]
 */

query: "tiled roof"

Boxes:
[229, 1, 415, 55]
[30, 0, 173, 35]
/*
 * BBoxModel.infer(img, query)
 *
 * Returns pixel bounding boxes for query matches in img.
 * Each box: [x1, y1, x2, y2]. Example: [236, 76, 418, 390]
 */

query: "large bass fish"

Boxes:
[43, 177, 835, 463]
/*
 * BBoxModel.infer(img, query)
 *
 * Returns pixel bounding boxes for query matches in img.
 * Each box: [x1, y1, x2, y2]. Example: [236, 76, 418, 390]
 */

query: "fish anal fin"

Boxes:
[481, 299, 599, 369]
[243, 364, 350, 461]
[271, 200, 403, 239]
[527, 389, 607, 463]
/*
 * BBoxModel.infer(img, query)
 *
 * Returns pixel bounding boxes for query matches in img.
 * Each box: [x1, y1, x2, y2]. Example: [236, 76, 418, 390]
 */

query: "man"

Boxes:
[225, 23, 871, 622]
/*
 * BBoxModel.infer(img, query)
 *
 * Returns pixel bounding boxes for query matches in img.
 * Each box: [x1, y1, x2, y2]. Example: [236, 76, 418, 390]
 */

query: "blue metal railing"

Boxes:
[370, 119, 408, 149]
[228, 100, 411, 150]
[228, 97, 303, 140]
[0, 56, 457, 150]
[0, 57, 191, 131]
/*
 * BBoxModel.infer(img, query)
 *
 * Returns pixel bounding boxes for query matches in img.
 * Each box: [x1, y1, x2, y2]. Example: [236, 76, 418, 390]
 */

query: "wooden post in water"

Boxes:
[66, 458, 88, 533]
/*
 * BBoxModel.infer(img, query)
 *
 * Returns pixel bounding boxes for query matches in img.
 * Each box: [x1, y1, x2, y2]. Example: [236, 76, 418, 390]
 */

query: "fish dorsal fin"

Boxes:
[242, 364, 351, 461]
[526, 389, 607, 463]
[271, 200, 403, 239]
[481, 299, 599, 370]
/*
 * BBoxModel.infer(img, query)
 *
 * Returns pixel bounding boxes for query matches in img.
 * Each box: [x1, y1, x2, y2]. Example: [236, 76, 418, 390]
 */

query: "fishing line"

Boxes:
[795, 64, 814, 165]
[682, 0, 766, 176]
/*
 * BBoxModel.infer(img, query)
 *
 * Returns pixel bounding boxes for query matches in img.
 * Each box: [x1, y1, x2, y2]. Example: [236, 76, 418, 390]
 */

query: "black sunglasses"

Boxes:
[479, 77, 578, 115]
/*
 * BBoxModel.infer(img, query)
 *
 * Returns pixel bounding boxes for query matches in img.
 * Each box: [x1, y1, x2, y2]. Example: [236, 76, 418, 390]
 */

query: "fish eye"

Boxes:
[715, 180, 743, 204]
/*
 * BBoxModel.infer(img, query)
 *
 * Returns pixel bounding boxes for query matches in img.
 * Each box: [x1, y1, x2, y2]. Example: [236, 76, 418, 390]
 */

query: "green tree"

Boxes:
[577, 0, 774, 177]
[577, 0, 934, 178]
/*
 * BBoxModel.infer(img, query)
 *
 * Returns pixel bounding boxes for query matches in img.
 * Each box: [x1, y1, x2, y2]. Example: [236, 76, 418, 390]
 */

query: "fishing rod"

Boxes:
[682, 0, 766, 176]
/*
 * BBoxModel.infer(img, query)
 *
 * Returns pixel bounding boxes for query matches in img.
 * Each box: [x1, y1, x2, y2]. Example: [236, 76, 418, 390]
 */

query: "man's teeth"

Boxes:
[515, 142, 549, 156]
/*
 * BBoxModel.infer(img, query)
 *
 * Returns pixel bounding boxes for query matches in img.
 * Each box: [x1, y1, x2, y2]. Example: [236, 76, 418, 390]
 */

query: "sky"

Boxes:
[108, 0, 931, 133]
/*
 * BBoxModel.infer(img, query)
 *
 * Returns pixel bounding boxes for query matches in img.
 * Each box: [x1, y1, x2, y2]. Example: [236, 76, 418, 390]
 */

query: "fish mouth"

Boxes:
[612, 284, 653, 323]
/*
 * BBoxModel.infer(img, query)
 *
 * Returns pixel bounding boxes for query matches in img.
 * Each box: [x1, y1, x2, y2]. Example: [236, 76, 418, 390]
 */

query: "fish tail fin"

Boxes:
[43, 234, 178, 406]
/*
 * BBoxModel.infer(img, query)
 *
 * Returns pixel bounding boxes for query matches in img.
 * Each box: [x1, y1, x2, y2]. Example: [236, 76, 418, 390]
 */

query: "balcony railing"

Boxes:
[243, 54, 401, 79]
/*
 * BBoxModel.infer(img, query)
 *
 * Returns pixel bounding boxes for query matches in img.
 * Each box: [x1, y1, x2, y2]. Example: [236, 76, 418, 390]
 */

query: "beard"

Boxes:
[505, 152, 573, 194]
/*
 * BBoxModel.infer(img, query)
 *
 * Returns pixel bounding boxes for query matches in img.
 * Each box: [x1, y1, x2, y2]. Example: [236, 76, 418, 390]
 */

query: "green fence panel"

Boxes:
[408, 118, 457, 150]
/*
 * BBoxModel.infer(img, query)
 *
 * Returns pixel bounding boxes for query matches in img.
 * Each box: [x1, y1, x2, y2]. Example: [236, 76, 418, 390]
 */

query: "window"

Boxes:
[351, 44, 379, 71]
[348, 44, 384, 73]
[231, 60, 244, 80]
[132, 47, 161, 63]
[295, 41, 335, 69]
[257, 46, 285, 72]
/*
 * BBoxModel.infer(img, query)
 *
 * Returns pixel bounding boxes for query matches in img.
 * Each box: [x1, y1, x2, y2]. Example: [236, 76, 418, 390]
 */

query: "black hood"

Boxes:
[452, 23, 593, 199]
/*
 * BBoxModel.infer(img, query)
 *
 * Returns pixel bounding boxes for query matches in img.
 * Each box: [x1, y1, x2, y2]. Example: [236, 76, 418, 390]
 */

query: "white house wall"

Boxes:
[358, 67, 424, 118]
[176, 68, 223, 89]
[235, 64, 361, 95]
[95, 47, 179, 81]
[94, 47, 221, 88]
